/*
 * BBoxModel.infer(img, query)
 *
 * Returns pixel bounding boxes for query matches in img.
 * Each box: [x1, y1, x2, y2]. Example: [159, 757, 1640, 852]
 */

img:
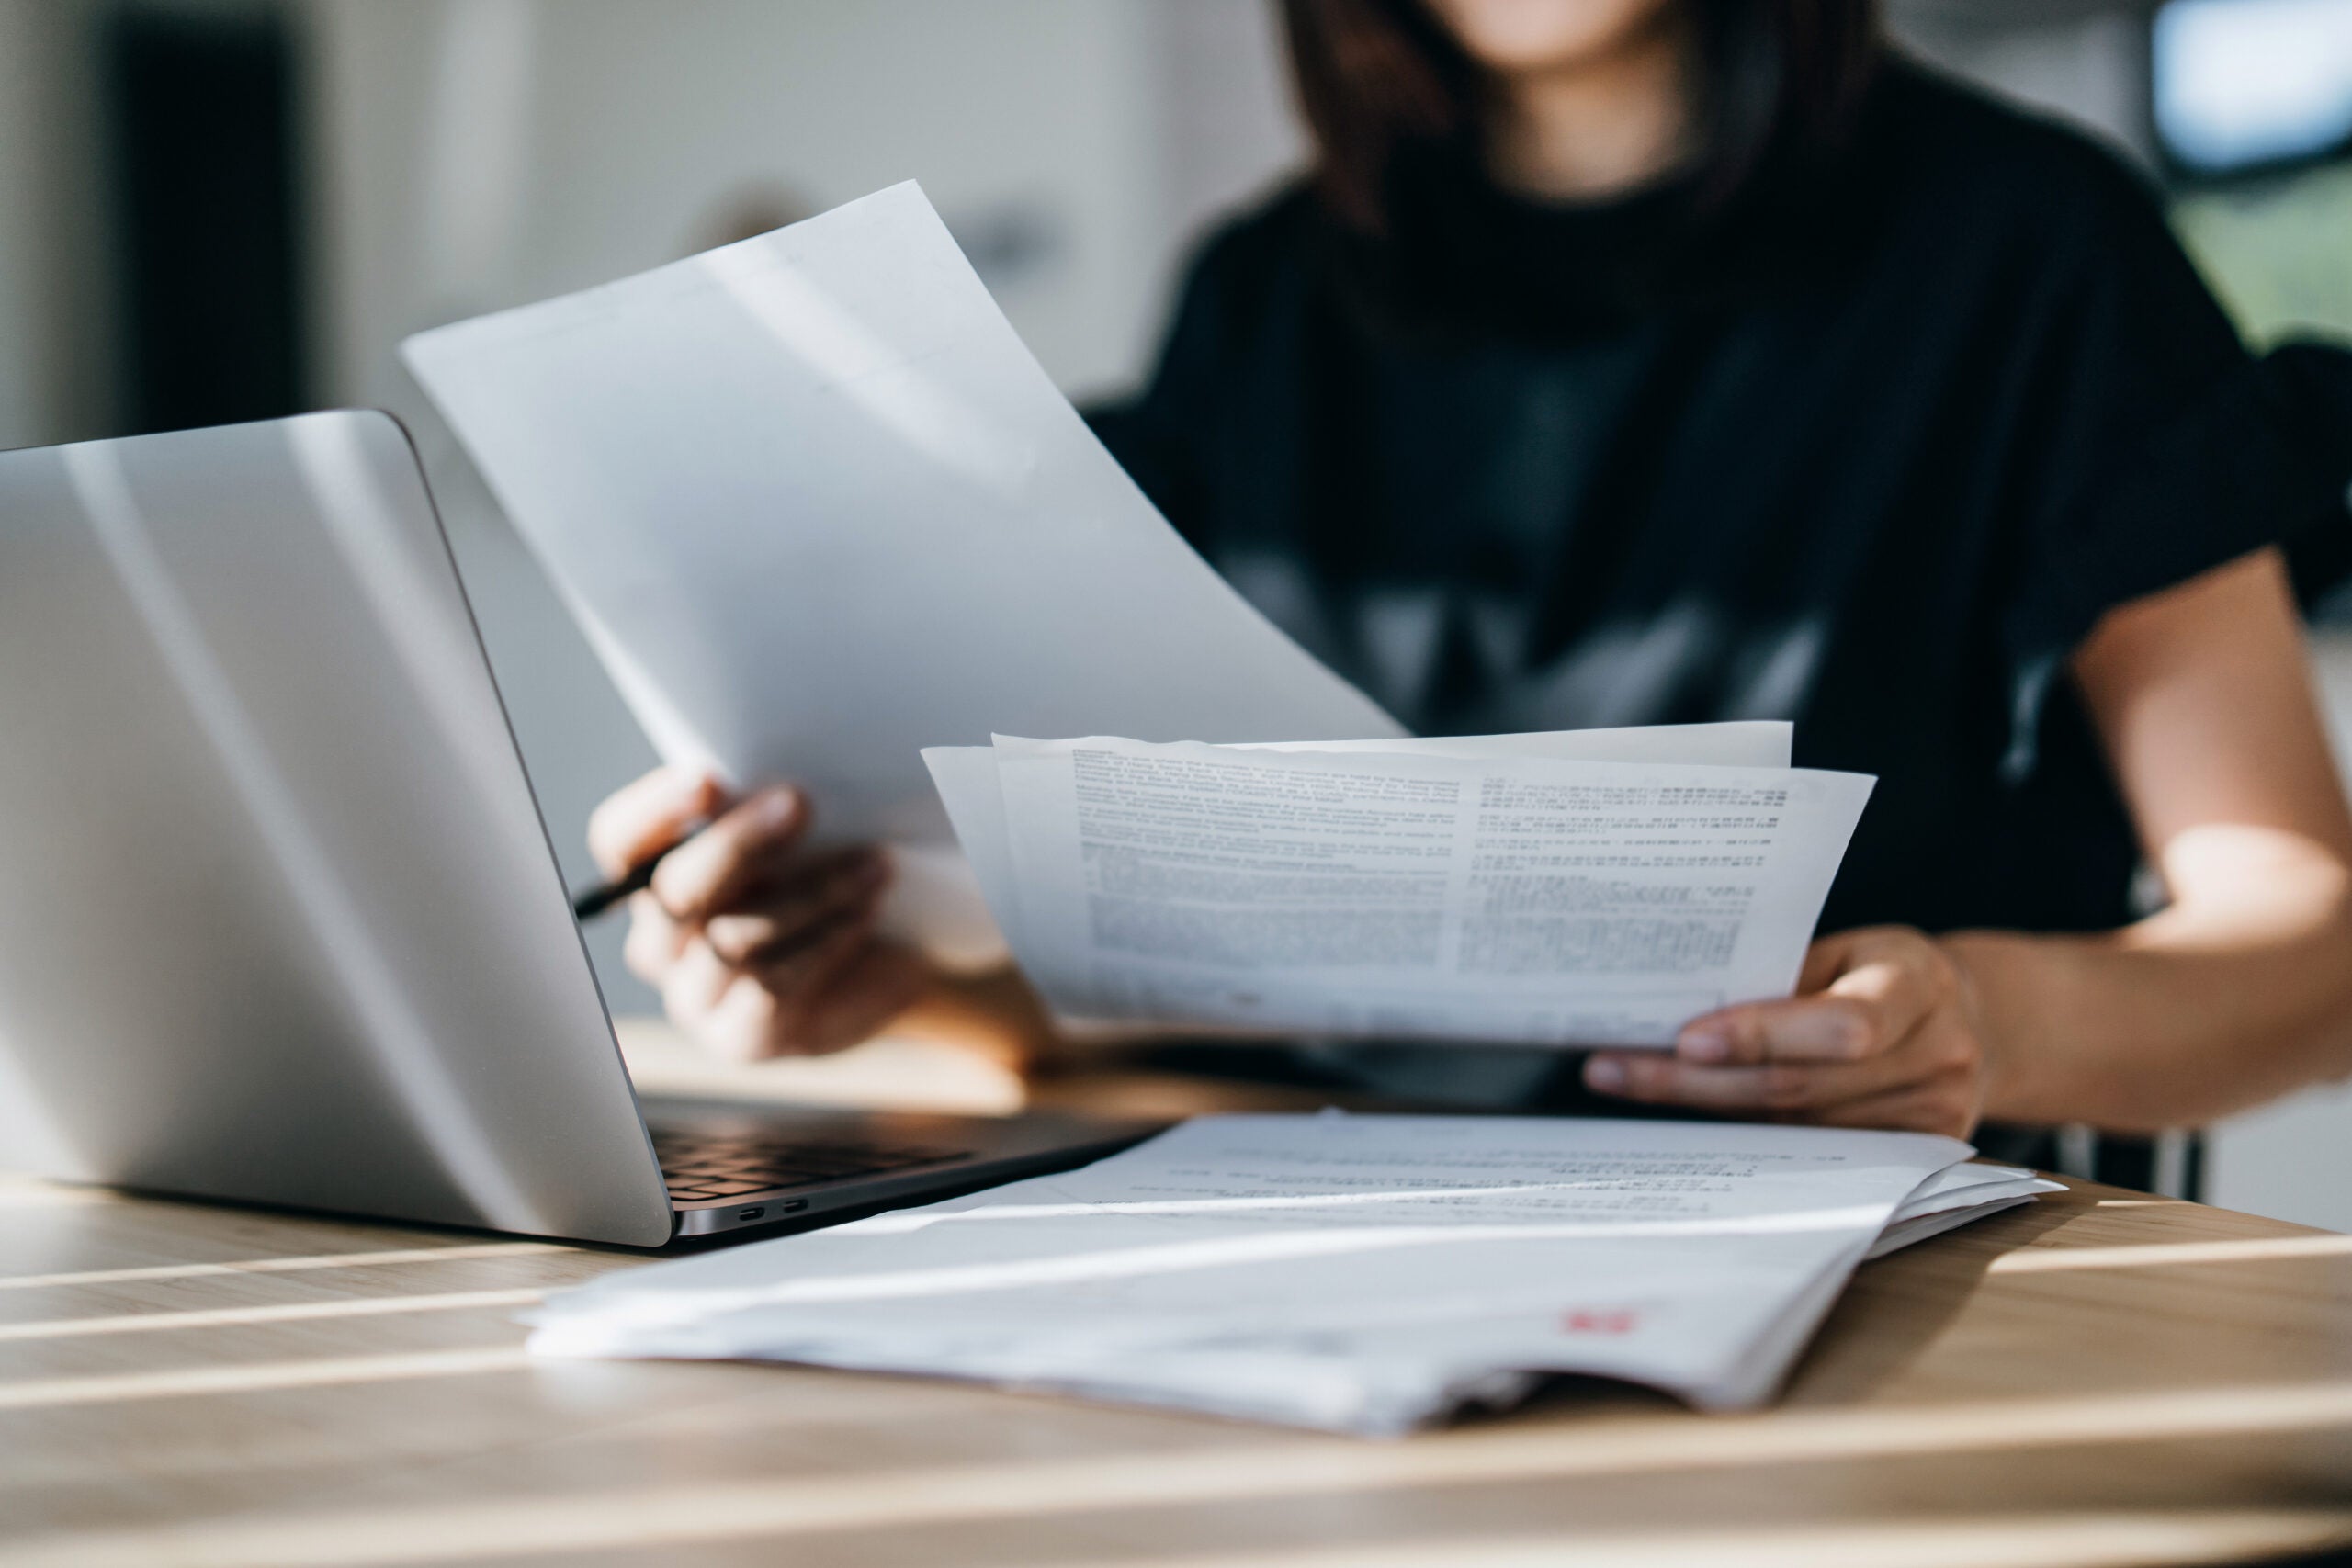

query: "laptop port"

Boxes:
[735, 1207, 763, 1222]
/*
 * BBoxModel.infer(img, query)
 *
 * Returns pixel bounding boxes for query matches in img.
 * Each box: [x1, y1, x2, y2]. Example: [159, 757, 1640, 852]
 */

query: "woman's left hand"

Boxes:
[1580, 927, 1995, 1137]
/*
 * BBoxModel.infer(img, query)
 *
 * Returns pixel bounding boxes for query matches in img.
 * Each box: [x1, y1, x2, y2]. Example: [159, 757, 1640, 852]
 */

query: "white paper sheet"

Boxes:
[526, 1113, 1987, 1434]
[922, 722, 1792, 968]
[1243, 722, 1792, 767]
[1867, 1162, 2064, 1259]
[401, 182, 1398, 862]
[928, 733, 1870, 1046]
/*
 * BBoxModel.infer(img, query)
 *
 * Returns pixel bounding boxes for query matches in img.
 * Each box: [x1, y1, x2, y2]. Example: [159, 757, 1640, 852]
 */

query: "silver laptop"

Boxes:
[0, 410, 1145, 1246]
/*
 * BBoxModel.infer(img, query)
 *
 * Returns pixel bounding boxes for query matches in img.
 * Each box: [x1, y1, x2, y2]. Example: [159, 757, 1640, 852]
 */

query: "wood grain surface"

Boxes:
[4, 1078, 2351, 1568]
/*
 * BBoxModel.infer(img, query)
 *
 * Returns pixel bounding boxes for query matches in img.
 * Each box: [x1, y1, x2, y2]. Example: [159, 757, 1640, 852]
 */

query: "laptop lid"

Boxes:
[0, 411, 675, 1245]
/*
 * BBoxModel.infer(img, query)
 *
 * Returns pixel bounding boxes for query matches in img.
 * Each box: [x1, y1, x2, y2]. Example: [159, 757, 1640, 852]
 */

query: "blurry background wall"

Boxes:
[2, 0, 2347, 1226]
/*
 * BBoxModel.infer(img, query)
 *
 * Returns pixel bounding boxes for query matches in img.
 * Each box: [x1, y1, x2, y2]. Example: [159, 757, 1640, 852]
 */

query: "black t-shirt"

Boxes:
[1091, 60, 2352, 942]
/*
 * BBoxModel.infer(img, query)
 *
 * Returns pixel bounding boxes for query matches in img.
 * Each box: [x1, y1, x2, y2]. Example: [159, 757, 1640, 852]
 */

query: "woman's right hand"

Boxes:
[586, 766, 932, 1060]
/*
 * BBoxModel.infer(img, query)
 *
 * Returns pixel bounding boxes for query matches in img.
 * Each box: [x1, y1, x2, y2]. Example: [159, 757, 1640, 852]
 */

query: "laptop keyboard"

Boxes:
[650, 1130, 973, 1202]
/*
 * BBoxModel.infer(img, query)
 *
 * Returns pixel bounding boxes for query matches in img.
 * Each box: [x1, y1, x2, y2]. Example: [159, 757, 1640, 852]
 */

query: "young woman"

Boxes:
[590, 0, 2352, 1148]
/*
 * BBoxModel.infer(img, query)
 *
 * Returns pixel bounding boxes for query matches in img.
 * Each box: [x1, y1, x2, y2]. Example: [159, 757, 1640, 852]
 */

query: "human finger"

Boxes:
[700, 848, 890, 965]
[1582, 1042, 1928, 1112]
[587, 766, 729, 879]
[621, 892, 690, 984]
[1677, 931, 1945, 1066]
[779, 940, 933, 1055]
[721, 930, 929, 1059]
[694, 905, 883, 1062]
[738, 903, 881, 997]
[657, 933, 739, 1033]
[1794, 928, 1861, 992]
[649, 785, 810, 924]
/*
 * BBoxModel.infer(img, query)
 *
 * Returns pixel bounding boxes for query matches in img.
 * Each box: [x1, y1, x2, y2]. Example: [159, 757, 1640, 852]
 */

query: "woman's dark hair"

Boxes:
[1281, 0, 1883, 231]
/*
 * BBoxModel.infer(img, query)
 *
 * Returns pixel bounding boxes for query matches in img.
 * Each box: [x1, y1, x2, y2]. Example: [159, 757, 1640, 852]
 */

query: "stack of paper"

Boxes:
[527, 1114, 2059, 1435]
[925, 730, 1873, 1046]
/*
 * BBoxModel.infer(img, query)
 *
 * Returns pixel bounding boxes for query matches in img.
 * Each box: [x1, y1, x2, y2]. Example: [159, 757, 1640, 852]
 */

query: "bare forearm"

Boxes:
[1955, 872, 2352, 1132]
[2004, 551, 2352, 1132]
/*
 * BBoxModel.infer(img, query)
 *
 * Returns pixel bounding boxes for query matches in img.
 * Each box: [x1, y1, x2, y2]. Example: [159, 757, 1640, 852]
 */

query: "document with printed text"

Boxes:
[526, 1114, 2055, 1434]
[927, 732, 1873, 1046]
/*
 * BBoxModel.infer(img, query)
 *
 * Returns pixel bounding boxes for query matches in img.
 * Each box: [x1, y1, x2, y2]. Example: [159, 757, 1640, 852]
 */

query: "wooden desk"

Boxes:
[5, 1100, 2352, 1568]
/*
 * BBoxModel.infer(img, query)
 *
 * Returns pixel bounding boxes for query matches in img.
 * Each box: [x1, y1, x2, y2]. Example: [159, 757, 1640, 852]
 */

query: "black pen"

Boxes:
[571, 820, 708, 921]
[571, 857, 661, 921]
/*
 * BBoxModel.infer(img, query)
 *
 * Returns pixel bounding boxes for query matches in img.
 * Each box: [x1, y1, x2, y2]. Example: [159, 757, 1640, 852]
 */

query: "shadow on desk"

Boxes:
[1793, 1186, 2079, 1404]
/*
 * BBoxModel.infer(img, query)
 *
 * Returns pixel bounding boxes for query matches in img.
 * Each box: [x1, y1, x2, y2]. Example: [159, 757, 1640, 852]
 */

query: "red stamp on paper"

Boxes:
[1561, 1308, 1640, 1334]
